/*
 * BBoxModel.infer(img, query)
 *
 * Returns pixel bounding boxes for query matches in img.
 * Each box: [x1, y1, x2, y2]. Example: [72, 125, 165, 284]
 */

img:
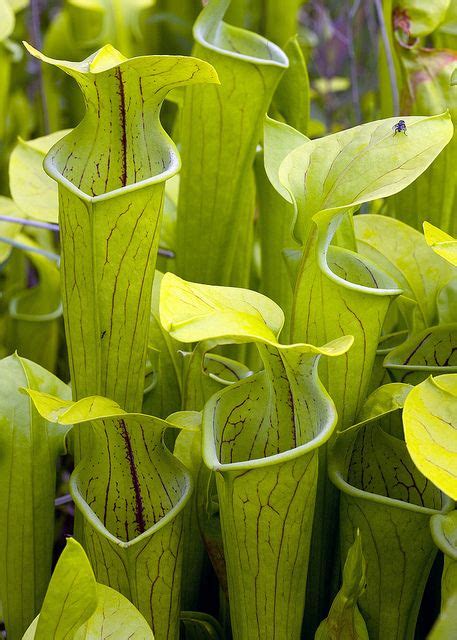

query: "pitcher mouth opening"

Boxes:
[194, 0, 289, 69]
[43, 140, 181, 205]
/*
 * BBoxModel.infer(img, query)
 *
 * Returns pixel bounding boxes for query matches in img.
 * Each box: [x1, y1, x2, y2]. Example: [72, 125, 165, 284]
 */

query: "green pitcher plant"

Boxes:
[159, 272, 353, 640]
[329, 382, 453, 640]
[264, 110, 453, 629]
[0, 2, 457, 639]
[24, 42, 219, 425]
[20, 38, 218, 639]
[24, 390, 197, 640]
[176, 0, 288, 287]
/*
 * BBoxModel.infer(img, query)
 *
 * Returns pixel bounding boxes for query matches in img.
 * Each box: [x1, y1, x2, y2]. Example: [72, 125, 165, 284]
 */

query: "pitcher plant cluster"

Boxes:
[0, 0, 456, 639]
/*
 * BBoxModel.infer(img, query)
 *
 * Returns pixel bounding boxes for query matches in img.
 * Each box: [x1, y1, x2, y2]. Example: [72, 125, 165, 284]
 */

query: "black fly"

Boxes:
[393, 120, 407, 135]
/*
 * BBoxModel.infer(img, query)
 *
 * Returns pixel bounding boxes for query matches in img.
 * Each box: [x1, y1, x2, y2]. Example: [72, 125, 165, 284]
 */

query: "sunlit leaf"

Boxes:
[25, 389, 194, 638]
[9, 131, 69, 223]
[0, 354, 71, 640]
[403, 374, 457, 500]
[423, 221, 457, 266]
[22, 538, 154, 639]
[0, 0, 14, 42]
[330, 383, 450, 640]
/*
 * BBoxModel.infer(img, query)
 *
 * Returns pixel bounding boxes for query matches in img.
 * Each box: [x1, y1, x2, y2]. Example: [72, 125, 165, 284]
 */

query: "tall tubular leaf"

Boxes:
[25, 391, 196, 640]
[0, 354, 71, 640]
[329, 385, 452, 640]
[256, 112, 309, 341]
[24, 43, 218, 441]
[0, 0, 14, 142]
[176, 0, 288, 287]
[355, 215, 457, 383]
[160, 273, 353, 640]
[268, 110, 452, 635]
[263, 0, 303, 46]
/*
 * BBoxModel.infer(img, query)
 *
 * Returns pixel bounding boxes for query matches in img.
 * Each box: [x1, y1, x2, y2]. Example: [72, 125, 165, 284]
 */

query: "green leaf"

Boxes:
[315, 531, 369, 640]
[22, 539, 154, 639]
[329, 383, 451, 640]
[403, 374, 457, 500]
[181, 346, 252, 413]
[24, 43, 218, 425]
[356, 382, 413, 423]
[9, 131, 69, 223]
[424, 221, 457, 266]
[67, 0, 155, 58]
[263, 0, 303, 45]
[160, 273, 352, 639]
[6, 233, 62, 372]
[291, 223, 402, 428]
[355, 214, 454, 330]
[427, 593, 457, 640]
[394, 0, 451, 38]
[263, 116, 309, 206]
[74, 584, 154, 639]
[160, 272, 285, 345]
[388, 48, 457, 234]
[34, 538, 97, 639]
[431, 510, 457, 609]
[172, 417, 205, 610]
[256, 117, 308, 338]
[278, 113, 453, 245]
[0, 354, 71, 640]
[180, 612, 223, 639]
[384, 324, 457, 384]
[0, 0, 14, 42]
[269, 36, 310, 135]
[176, 0, 289, 286]
[25, 389, 194, 638]
[143, 271, 182, 419]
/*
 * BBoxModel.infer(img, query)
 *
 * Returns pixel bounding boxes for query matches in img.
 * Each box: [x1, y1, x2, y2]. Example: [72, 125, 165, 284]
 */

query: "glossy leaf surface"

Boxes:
[403, 374, 457, 500]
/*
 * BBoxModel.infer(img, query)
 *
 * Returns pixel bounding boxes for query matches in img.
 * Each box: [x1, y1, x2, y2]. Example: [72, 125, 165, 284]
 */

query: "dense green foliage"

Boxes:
[0, 1, 456, 639]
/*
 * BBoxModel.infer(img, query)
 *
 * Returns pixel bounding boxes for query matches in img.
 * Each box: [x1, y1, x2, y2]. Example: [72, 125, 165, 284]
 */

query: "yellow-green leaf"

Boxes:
[279, 113, 453, 244]
[403, 374, 457, 499]
[0, 0, 14, 41]
[423, 221, 457, 266]
[9, 131, 70, 223]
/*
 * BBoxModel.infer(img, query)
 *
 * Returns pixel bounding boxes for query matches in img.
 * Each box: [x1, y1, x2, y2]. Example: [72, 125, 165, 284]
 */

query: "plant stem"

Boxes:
[29, 0, 50, 134]
[0, 235, 60, 262]
[0, 214, 58, 230]
[373, 0, 399, 116]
